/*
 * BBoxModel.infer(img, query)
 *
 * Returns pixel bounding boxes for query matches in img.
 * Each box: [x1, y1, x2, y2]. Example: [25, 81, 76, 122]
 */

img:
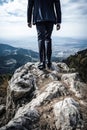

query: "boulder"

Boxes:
[1, 108, 40, 130]
[61, 73, 86, 97]
[53, 97, 83, 130]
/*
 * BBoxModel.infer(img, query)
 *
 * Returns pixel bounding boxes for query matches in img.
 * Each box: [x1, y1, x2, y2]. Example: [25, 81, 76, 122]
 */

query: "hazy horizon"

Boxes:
[0, 36, 87, 50]
[0, 36, 87, 59]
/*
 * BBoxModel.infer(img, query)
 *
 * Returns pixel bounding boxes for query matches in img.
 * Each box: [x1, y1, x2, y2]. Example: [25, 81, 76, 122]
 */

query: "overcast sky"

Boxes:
[0, 0, 87, 39]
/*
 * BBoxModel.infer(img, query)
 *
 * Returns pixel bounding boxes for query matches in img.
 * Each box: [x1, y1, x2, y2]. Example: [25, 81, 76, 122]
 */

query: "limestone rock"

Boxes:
[9, 70, 36, 100]
[1, 108, 40, 130]
[53, 97, 83, 130]
[57, 62, 70, 72]
[0, 105, 5, 116]
[0, 105, 6, 127]
[15, 81, 69, 115]
[0, 62, 85, 130]
[6, 63, 37, 122]
[61, 73, 85, 97]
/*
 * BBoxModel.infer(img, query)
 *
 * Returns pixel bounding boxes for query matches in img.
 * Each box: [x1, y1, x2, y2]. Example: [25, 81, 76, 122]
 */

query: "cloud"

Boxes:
[0, 0, 87, 39]
[0, 0, 27, 23]
[61, 0, 87, 22]
[0, 0, 87, 23]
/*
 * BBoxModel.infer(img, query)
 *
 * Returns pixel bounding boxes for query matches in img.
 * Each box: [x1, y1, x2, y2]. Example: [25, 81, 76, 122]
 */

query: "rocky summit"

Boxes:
[0, 62, 87, 130]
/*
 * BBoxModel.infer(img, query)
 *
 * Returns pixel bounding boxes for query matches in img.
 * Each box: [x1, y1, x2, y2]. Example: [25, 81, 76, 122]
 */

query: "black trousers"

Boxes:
[36, 22, 54, 63]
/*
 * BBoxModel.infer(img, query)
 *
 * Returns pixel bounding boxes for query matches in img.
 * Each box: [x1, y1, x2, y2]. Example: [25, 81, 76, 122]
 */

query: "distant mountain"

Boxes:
[64, 49, 87, 82]
[0, 43, 64, 74]
[0, 44, 39, 74]
[1, 43, 87, 76]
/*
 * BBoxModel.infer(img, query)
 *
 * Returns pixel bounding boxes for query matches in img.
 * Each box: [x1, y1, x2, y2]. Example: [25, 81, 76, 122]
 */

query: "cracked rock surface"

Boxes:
[0, 62, 87, 130]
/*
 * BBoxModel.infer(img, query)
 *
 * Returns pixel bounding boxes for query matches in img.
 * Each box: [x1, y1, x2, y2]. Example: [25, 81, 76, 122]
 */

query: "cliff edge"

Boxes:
[0, 62, 87, 130]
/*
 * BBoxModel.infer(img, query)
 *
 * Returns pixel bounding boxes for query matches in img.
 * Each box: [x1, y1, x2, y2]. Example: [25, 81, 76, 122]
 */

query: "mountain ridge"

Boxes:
[0, 43, 64, 74]
[0, 62, 87, 130]
[64, 48, 87, 82]
[0, 43, 39, 74]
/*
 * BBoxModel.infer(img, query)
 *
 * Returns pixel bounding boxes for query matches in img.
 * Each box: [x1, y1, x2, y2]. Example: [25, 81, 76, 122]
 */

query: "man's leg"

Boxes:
[45, 22, 54, 68]
[36, 22, 46, 69]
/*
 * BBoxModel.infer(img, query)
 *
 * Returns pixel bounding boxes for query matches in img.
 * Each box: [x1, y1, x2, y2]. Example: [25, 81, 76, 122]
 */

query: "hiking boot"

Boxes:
[47, 62, 52, 69]
[38, 62, 46, 70]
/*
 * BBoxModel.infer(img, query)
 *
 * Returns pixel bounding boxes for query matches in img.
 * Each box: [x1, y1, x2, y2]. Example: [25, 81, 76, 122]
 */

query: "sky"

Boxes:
[0, 0, 87, 39]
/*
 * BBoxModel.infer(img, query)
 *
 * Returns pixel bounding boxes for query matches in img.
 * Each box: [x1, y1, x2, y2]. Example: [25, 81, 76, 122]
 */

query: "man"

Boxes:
[27, 0, 61, 69]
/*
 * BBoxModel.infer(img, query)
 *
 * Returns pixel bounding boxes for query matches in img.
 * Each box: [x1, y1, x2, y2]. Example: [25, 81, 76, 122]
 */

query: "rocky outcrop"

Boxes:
[0, 62, 86, 130]
[53, 98, 83, 130]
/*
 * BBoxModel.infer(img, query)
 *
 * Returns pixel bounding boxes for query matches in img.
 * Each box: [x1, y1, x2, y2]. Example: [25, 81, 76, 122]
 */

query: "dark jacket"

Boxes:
[27, 0, 61, 25]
